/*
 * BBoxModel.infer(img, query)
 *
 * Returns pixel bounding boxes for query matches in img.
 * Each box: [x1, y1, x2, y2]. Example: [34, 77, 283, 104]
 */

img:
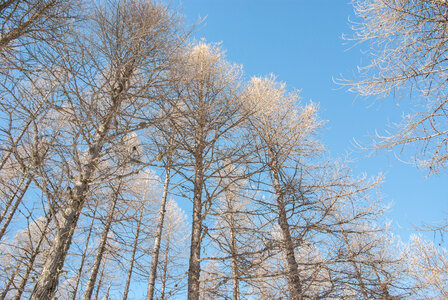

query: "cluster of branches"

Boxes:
[343, 0, 448, 173]
[0, 0, 447, 299]
[342, 0, 448, 240]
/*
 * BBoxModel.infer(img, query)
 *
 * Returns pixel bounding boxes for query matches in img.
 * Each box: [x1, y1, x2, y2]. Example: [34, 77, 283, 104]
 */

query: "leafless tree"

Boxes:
[82, 181, 123, 300]
[0, 212, 55, 299]
[28, 1, 184, 298]
[164, 42, 246, 299]
[243, 75, 321, 299]
[156, 199, 189, 300]
[146, 132, 176, 300]
[122, 206, 143, 300]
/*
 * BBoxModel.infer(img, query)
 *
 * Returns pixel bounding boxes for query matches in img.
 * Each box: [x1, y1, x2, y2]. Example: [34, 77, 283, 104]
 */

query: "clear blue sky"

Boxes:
[179, 0, 448, 242]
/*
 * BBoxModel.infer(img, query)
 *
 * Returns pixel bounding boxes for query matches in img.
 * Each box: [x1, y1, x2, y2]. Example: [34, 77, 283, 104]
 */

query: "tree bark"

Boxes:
[187, 155, 204, 300]
[160, 232, 171, 300]
[270, 162, 303, 300]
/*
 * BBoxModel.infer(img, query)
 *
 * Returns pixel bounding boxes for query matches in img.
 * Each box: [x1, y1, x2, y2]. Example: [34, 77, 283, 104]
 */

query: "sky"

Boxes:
[178, 0, 448, 243]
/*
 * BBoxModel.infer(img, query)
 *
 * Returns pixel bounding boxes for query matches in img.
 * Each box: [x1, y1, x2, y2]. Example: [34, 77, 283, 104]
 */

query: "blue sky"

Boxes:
[179, 0, 448, 242]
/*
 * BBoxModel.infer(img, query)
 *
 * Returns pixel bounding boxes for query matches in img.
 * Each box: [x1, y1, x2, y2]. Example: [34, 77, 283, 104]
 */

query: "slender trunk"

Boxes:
[14, 213, 53, 300]
[0, 178, 32, 240]
[146, 166, 171, 300]
[82, 190, 119, 300]
[160, 232, 171, 300]
[229, 204, 240, 300]
[0, 258, 23, 300]
[93, 255, 108, 300]
[187, 154, 204, 300]
[31, 84, 125, 299]
[72, 206, 98, 300]
[123, 209, 143, 300]
[270, 164, 303, 300]
[105, 285, 111, 300]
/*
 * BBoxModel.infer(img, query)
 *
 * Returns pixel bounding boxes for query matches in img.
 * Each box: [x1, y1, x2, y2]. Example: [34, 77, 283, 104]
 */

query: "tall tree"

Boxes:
[166, 42, 245, 299]
[29, 1, 184, 298]
[244, 75, 321, 299]
[146, 131, 176, 300]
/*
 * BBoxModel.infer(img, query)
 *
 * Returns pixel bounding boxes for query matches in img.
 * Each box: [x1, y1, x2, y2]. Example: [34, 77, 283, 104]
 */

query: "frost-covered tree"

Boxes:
[28, 1, 184, 297]
[164, 42, 246, 299]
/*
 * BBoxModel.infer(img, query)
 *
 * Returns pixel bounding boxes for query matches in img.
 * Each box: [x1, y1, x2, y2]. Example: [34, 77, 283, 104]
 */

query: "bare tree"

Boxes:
[165, 42, 245, 299]
[29, 1, 184, 298]
[202, 163, 263, 300]
[157, 199, 189, 300]
[244, 75, 321, 299]
[122, 206, 144, 300]
[146, 134, 175, 300]
[0, 212, 55, 299]
[71, 204, 98, 300]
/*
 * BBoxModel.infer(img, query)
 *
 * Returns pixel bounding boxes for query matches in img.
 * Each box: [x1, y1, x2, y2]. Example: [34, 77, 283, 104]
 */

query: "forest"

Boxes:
[0, 0, 447, 299]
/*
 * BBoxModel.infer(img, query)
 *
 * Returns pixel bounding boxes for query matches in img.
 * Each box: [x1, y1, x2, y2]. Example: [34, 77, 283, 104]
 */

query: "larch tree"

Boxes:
[155, 199, 190, 300]
[165, 42, 246, 299]
[28, 0, 184, 298]
[243, 75, 404, 299]
[145, 123, 178, 300]
[244, 75, 321, 300]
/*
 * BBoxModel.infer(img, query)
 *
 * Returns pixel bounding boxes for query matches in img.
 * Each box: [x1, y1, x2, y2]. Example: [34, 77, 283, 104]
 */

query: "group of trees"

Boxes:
[0, 0, 447, 299]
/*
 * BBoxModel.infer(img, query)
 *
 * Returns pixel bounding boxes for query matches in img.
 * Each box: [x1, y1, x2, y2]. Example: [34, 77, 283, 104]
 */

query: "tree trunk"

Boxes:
[146, 166, 171, 300]
[30, 194, 84, 300]
[187, 155, 204, 300]
[123, 209, 143, 300]
[82, 188, 119, 300]
[160, 232, 171, 300]
[270, 164, 303, 300]
[31, 83, 125, 299]
[93, 255, 107, 300]
[229, 204, 240, 300]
